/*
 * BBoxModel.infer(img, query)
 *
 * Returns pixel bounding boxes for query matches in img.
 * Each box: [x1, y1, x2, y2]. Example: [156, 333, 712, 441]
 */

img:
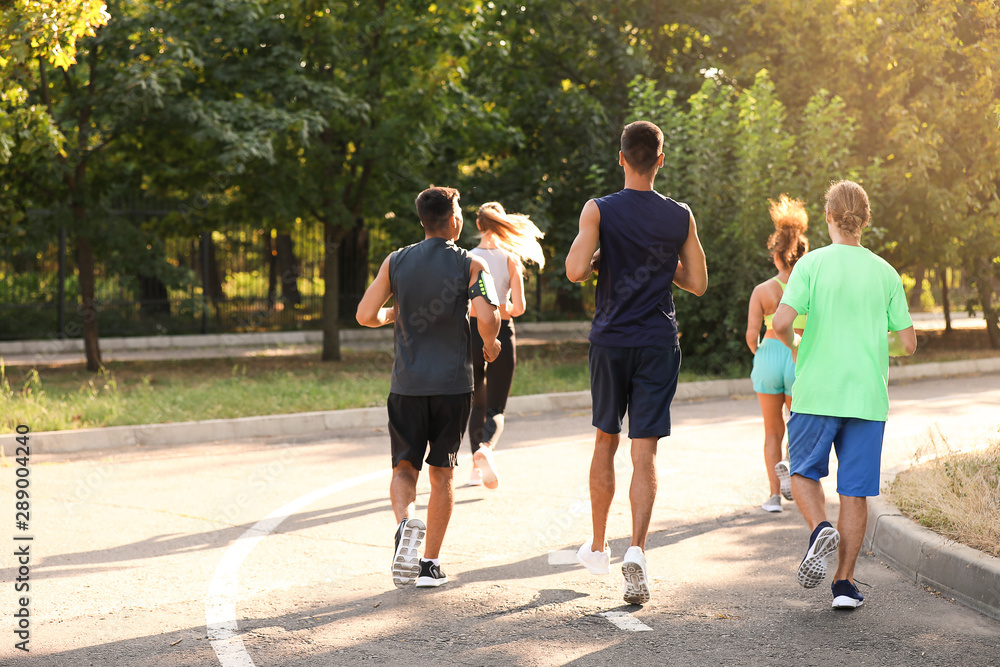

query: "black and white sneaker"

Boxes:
[415, 559, 448, 587]
[392, 518, 425, 589]
[797, 521, 840, 588]
[831, 579, 865, 609]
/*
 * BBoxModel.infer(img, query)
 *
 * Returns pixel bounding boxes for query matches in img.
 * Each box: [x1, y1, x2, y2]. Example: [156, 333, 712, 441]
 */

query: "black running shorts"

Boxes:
[387, 392, 471, 470]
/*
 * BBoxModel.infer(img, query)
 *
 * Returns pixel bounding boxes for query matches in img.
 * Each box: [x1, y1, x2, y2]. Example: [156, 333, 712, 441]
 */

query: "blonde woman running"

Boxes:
[745, 194, 809, 513]
[467, 202, 545, 489]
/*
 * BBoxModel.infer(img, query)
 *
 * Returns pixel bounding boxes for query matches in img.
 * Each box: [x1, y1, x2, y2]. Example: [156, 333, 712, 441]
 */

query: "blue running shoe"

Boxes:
[797, 521, 840, 588]
[831, 579, 864, 609]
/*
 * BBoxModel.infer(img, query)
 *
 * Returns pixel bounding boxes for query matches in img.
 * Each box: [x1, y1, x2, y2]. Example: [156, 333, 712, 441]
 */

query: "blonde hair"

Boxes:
[825, 180, 870, 238]
[476, 202, 545, 271]
[766, 194, 809, 270]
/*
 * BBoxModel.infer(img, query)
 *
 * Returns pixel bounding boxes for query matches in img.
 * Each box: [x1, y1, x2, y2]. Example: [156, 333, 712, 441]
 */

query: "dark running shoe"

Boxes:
[831, 579, 865, 609]
[392, 518, 425, 589]
[797, 521, 840, 588]
[415, 559, 448, 587]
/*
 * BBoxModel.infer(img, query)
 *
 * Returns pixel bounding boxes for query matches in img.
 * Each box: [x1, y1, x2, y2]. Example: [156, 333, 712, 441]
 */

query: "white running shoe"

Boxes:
[577, 539, 611, 575]
[468, 465, 483, 487]
[473, 445, 499, 490]
[622, 546, 651, 605]
[761, 494, 782, 513]
[775, 460, 794, 501]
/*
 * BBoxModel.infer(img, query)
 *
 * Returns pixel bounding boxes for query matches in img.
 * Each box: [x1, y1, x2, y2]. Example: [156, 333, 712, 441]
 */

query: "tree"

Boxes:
[2, 0, 316, 369]
[230, 1, 503, 360]
[732, 0, 1000, 346]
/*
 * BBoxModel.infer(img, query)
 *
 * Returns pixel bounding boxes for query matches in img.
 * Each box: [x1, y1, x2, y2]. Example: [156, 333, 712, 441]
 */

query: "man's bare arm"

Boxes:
[673, 212, 708, 296]
[356, 255, 395, 327]
[565, 200, 601, 283]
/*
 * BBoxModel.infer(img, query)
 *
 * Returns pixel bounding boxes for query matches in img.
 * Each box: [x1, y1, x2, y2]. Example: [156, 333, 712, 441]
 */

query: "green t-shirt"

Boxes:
[780, 244, 913, 421]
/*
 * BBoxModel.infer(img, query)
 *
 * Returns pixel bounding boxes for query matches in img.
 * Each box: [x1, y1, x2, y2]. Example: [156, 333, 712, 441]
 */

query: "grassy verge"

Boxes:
[0, 342, 742, 433]
[886, 439, 1000, 559]
[1, 333, 996, 433]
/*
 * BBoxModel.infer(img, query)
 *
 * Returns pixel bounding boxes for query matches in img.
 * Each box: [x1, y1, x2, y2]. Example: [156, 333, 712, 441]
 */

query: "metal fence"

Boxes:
[0, 219, 329, 341]
[1, 211, 569, 342]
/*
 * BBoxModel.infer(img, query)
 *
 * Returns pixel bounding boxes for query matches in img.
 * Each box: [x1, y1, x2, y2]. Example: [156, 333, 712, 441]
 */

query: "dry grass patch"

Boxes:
[887, 438, 1000, 558]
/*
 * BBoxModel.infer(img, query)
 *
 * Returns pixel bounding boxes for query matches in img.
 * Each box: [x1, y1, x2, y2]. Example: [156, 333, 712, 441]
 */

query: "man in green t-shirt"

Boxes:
[773, 180, 916, 610]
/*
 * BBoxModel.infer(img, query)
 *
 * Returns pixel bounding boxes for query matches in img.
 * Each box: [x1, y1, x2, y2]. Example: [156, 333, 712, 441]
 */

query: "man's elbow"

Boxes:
[688, 276, 708, 297]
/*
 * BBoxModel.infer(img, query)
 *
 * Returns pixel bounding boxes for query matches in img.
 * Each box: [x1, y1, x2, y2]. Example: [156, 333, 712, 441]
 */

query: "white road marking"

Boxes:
[598, 610, 652, 631]
[205, 385, 998, 664]
[207, 469, 389, 666]
[547, 550, 580, 565]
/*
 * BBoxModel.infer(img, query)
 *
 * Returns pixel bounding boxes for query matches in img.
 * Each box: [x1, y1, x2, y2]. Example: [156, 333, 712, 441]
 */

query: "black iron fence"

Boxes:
[0, 220, 332, 341]
[1, 211, 571, 342]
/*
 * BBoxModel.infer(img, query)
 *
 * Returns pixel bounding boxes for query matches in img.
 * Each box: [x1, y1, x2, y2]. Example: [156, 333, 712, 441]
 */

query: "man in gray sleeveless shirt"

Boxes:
[357, 186, 501, 589]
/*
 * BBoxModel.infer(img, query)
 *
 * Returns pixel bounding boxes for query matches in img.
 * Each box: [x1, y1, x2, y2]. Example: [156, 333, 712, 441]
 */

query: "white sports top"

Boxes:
[469, 247, 511, 305]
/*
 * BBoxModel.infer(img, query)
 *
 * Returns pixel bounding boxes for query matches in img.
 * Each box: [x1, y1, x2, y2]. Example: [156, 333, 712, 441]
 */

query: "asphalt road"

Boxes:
[2, 373, 998, 666]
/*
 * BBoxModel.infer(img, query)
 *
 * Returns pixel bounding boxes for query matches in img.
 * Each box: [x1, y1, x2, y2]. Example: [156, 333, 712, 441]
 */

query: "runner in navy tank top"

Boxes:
[566, 120, 708, 605]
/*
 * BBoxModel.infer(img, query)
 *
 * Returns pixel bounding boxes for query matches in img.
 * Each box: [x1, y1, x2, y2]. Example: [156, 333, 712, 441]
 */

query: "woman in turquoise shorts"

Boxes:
[745, 195, 809, 513]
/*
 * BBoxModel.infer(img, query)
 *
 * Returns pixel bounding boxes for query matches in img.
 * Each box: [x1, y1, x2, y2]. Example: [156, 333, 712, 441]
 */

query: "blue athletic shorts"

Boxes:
[750, 337, 795, 395]
[787, 412, 886, 497]
[589, 343, 681, 439]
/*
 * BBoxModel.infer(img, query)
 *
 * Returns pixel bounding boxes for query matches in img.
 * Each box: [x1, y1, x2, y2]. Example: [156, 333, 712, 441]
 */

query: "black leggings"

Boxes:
[469, 318, 516, 452]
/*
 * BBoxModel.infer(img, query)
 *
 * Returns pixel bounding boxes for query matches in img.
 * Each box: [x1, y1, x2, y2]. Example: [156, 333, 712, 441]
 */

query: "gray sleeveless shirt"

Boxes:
[388, 237, 474, 396]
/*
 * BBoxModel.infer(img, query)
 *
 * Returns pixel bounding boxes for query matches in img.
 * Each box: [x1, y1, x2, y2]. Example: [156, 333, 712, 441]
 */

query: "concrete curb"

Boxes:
[866, 468, 1000, 621]
[4, 379, 758, 457]
[6, 357, 997, 457]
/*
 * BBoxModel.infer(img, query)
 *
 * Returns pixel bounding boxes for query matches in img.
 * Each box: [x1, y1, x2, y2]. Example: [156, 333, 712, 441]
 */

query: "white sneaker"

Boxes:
[775, 460, 793, 501]
[473, 445, 499, 489]
[622, 546, 650, 604]
[761, 494, 782, 513]
[577, 539, 611, 575]
[468, 465, 483, 487]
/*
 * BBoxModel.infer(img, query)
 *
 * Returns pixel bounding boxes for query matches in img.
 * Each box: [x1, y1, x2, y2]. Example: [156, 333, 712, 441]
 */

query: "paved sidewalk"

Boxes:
[2, 320, 999, 628]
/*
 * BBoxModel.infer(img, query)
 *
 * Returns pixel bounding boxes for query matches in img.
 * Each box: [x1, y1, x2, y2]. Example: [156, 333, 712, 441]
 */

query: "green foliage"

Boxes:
[624, 69, 871, 371]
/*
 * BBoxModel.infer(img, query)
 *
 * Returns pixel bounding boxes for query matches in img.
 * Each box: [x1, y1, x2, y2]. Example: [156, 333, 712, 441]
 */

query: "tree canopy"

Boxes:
[2, 0, 998, 366]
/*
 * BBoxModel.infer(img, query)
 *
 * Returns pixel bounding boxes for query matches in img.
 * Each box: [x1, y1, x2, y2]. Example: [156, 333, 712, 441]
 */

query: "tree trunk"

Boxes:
[198, 235, 226, 302]
[940, 269, 951, 334]
[908, 263, 925, 309]
[321, 222, 345, 361]
[974, 260, 1000, 349]
[338, 218, 369, 320]
[76, 233, 102, 371]
[265, 233, 278, 309]
[276, 233, 302, 306]
[555, 281, 585, 316]
[138, 274, 170, 316]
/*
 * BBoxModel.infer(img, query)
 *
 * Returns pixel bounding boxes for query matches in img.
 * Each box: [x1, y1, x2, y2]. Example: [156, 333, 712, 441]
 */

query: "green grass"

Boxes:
[1, 334, 994, 433]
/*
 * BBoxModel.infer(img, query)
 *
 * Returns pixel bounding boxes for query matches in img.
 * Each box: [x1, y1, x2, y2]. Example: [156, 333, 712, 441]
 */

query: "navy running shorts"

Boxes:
[589, 342, 681, 439]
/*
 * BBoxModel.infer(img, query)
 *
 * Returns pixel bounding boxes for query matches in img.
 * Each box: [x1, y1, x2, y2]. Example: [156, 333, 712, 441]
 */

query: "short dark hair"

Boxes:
[415, 186, 461, 231]
[621, 121, 663, 174]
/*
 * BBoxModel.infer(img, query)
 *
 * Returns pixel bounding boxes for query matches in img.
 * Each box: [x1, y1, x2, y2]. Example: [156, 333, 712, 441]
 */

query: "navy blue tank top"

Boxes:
[388, 237, 473, 395]
[589, 189, 690, 347]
